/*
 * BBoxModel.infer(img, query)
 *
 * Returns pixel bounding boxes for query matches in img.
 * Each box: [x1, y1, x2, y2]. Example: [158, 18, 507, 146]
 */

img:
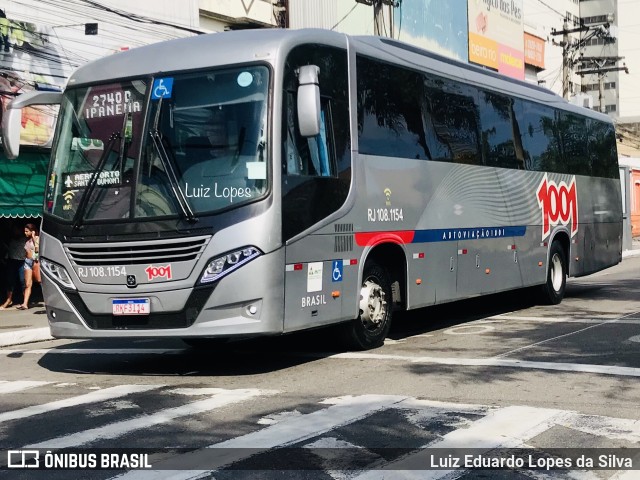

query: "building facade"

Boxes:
[578, 0, 620, 116]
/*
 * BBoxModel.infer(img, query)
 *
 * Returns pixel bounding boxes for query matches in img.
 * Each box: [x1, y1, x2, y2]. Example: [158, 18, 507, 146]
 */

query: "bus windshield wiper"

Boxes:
[71, 130, 121, 231]
[149, 98, 197, 223]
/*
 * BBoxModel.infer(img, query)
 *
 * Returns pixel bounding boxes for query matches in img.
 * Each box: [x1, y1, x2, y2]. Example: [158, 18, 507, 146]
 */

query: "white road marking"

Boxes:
[629, 335, 640, 343]
[168, 388, 240, 396]
[0, 380, 50, 394]
[493, 316, 626, 359]
[305, 437, 377, 480]
[112, 394, 408, 480]
[352, 405, 565, 480]
[257, 410, 303, 425]
[393, 398, 491, 415]
[444, 325, 495, 335]
[27, 388, 275, 449]
[561, 413, 640, 443]
[490, 312, 640, 325]
[0, 385, 160, 424]
[323, 352, 640, 377]
[490, 314, 624, 323]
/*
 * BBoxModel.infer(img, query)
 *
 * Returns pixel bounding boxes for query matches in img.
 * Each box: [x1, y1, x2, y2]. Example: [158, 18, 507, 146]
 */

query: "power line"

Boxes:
[534, 0, 566, 20]
[76, 0, 204, 35]
[331, 4, 359, 31]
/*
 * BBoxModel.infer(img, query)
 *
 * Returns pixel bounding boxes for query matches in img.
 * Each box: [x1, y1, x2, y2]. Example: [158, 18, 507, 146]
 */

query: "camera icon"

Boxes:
[7, 450, 39, 468]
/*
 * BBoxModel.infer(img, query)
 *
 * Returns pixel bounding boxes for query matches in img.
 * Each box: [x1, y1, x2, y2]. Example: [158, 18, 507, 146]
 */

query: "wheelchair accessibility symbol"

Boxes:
[332, 260, 343, 282]
[151, 78, 174, 100]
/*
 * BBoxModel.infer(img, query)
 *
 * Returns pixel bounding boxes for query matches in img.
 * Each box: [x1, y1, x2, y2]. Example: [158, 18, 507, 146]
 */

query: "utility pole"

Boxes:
[551, 20, 590, 99]
[355, 0, 397, 37]
[576, 57, 629, 113]
[273, 0, 287, 29]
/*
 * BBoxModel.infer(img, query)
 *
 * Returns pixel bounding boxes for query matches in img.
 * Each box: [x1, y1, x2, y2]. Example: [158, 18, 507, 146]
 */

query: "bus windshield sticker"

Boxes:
[62, 190, 77, 211]
[71, 137, 104, 151]
[151, 78, 174, 100]
[307, 262, 323, 293]
[64, 171, 121, 188]
[237, 71, 254, 87]
[84, 90, 142, 119]
[246, 162, 267, 179]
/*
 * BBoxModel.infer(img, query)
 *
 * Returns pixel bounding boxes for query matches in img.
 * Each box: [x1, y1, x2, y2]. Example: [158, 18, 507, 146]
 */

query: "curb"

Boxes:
[0, 327, 53, 347]
[623, 249, 640, 259]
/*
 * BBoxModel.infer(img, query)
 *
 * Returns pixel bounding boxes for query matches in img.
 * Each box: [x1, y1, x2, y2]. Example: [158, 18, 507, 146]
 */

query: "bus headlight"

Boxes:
[199, 246, 262, 284]
[40, 258, 77, 290]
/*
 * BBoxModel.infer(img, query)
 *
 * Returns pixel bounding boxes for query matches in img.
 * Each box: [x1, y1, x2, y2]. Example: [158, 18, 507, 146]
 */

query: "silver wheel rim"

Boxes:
[550, 252, 564, 292]
[359, 279, 387, 330]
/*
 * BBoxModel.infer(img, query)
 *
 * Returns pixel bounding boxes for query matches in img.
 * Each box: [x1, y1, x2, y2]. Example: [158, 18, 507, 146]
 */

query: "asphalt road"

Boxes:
[1, 256, 640, 479]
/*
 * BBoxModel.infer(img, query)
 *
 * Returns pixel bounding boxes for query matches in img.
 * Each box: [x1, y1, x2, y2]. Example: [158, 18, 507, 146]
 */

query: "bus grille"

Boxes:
[65, 236, 210, 266]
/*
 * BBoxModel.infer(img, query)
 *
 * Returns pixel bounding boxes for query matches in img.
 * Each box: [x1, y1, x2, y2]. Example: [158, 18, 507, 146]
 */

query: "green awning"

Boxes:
[0, 149, 49, 218]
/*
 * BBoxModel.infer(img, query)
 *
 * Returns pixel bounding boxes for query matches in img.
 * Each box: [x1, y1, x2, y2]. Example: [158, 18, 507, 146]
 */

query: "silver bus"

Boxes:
[2, 29, 622, 350]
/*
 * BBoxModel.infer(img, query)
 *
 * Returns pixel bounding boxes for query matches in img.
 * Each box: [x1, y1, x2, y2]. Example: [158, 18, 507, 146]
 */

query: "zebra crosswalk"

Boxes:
[0, 380, 638, 479]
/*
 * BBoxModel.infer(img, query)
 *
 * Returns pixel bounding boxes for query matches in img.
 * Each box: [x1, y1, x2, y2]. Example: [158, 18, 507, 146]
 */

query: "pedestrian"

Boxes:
[16, 223, 39, 310]
[0, 223, 25, 309]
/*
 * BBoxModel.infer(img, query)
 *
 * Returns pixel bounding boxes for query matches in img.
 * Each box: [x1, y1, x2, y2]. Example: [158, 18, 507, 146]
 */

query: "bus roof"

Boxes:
[67, 28, 610, 124]
[67, 28, 347, 87]
[349, 35, 612, 123]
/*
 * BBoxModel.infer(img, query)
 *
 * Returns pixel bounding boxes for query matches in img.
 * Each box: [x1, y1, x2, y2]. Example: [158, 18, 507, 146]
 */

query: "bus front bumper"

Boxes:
[43, 253, 285, 339]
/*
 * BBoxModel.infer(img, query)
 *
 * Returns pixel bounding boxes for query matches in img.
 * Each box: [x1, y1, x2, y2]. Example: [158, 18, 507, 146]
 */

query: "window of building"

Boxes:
[582, 15, 610, 25]
[582, 82, 616, 92]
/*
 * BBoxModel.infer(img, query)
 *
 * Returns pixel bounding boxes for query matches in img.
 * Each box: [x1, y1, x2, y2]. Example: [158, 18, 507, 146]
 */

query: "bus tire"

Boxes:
[341, 261, 392, 350]
[540, 241, 567, 305]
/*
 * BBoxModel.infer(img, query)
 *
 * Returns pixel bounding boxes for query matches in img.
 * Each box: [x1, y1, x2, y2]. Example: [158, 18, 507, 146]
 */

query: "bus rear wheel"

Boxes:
[341, 261, 392, 350]
[540, 241, 567, 305]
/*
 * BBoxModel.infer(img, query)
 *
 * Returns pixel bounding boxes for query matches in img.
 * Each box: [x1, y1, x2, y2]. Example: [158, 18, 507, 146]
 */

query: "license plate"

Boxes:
[112, 298, 150, 316]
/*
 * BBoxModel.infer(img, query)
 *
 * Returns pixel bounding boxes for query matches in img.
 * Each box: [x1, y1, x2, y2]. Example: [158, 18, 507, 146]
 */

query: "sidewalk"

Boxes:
[2, 242, 640, 348]
[0, 301, 52, 347]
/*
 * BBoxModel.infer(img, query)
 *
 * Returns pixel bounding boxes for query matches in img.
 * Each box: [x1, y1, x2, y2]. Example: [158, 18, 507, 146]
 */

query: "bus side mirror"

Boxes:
[296, 65, 321, 137]
[1, 90, 63, 159]
[2, 105, 22, 160]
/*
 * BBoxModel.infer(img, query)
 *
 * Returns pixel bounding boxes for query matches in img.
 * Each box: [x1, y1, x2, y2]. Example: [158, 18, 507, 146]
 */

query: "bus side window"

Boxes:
[518, 101, 560, 173]
[478, 90, 524, 170]
[559, 111, 590, 176]
[425, 79, 482, 166]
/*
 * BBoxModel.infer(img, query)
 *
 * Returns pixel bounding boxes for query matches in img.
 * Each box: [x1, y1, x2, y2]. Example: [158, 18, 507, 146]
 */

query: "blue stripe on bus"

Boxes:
[412, 226, 527, 243]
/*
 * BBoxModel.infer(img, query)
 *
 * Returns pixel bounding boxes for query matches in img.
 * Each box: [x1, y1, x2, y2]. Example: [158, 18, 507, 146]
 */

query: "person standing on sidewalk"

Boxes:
[0, 223, 25, 309]
[16, 223, 39, 310]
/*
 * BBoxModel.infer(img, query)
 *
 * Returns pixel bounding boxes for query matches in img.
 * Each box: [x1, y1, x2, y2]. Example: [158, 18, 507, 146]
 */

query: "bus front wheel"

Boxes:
[341, 261, 392, 350]
[540, 241, 567, 305]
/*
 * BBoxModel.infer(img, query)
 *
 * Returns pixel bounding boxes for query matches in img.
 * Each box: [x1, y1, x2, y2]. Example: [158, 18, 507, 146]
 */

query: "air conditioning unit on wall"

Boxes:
[570, 93, 594, 109]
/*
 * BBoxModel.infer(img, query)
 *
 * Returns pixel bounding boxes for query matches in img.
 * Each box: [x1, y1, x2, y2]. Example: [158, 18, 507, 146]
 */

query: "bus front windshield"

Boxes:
[47, 66, 270, 224]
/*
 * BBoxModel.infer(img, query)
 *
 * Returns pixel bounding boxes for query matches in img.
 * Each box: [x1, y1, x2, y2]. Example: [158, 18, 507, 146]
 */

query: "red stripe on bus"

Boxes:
[355, 231, 415, 247]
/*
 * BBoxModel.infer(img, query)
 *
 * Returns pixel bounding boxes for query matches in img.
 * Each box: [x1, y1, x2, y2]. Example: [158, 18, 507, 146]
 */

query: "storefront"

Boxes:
[0, 148, 49, 219]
